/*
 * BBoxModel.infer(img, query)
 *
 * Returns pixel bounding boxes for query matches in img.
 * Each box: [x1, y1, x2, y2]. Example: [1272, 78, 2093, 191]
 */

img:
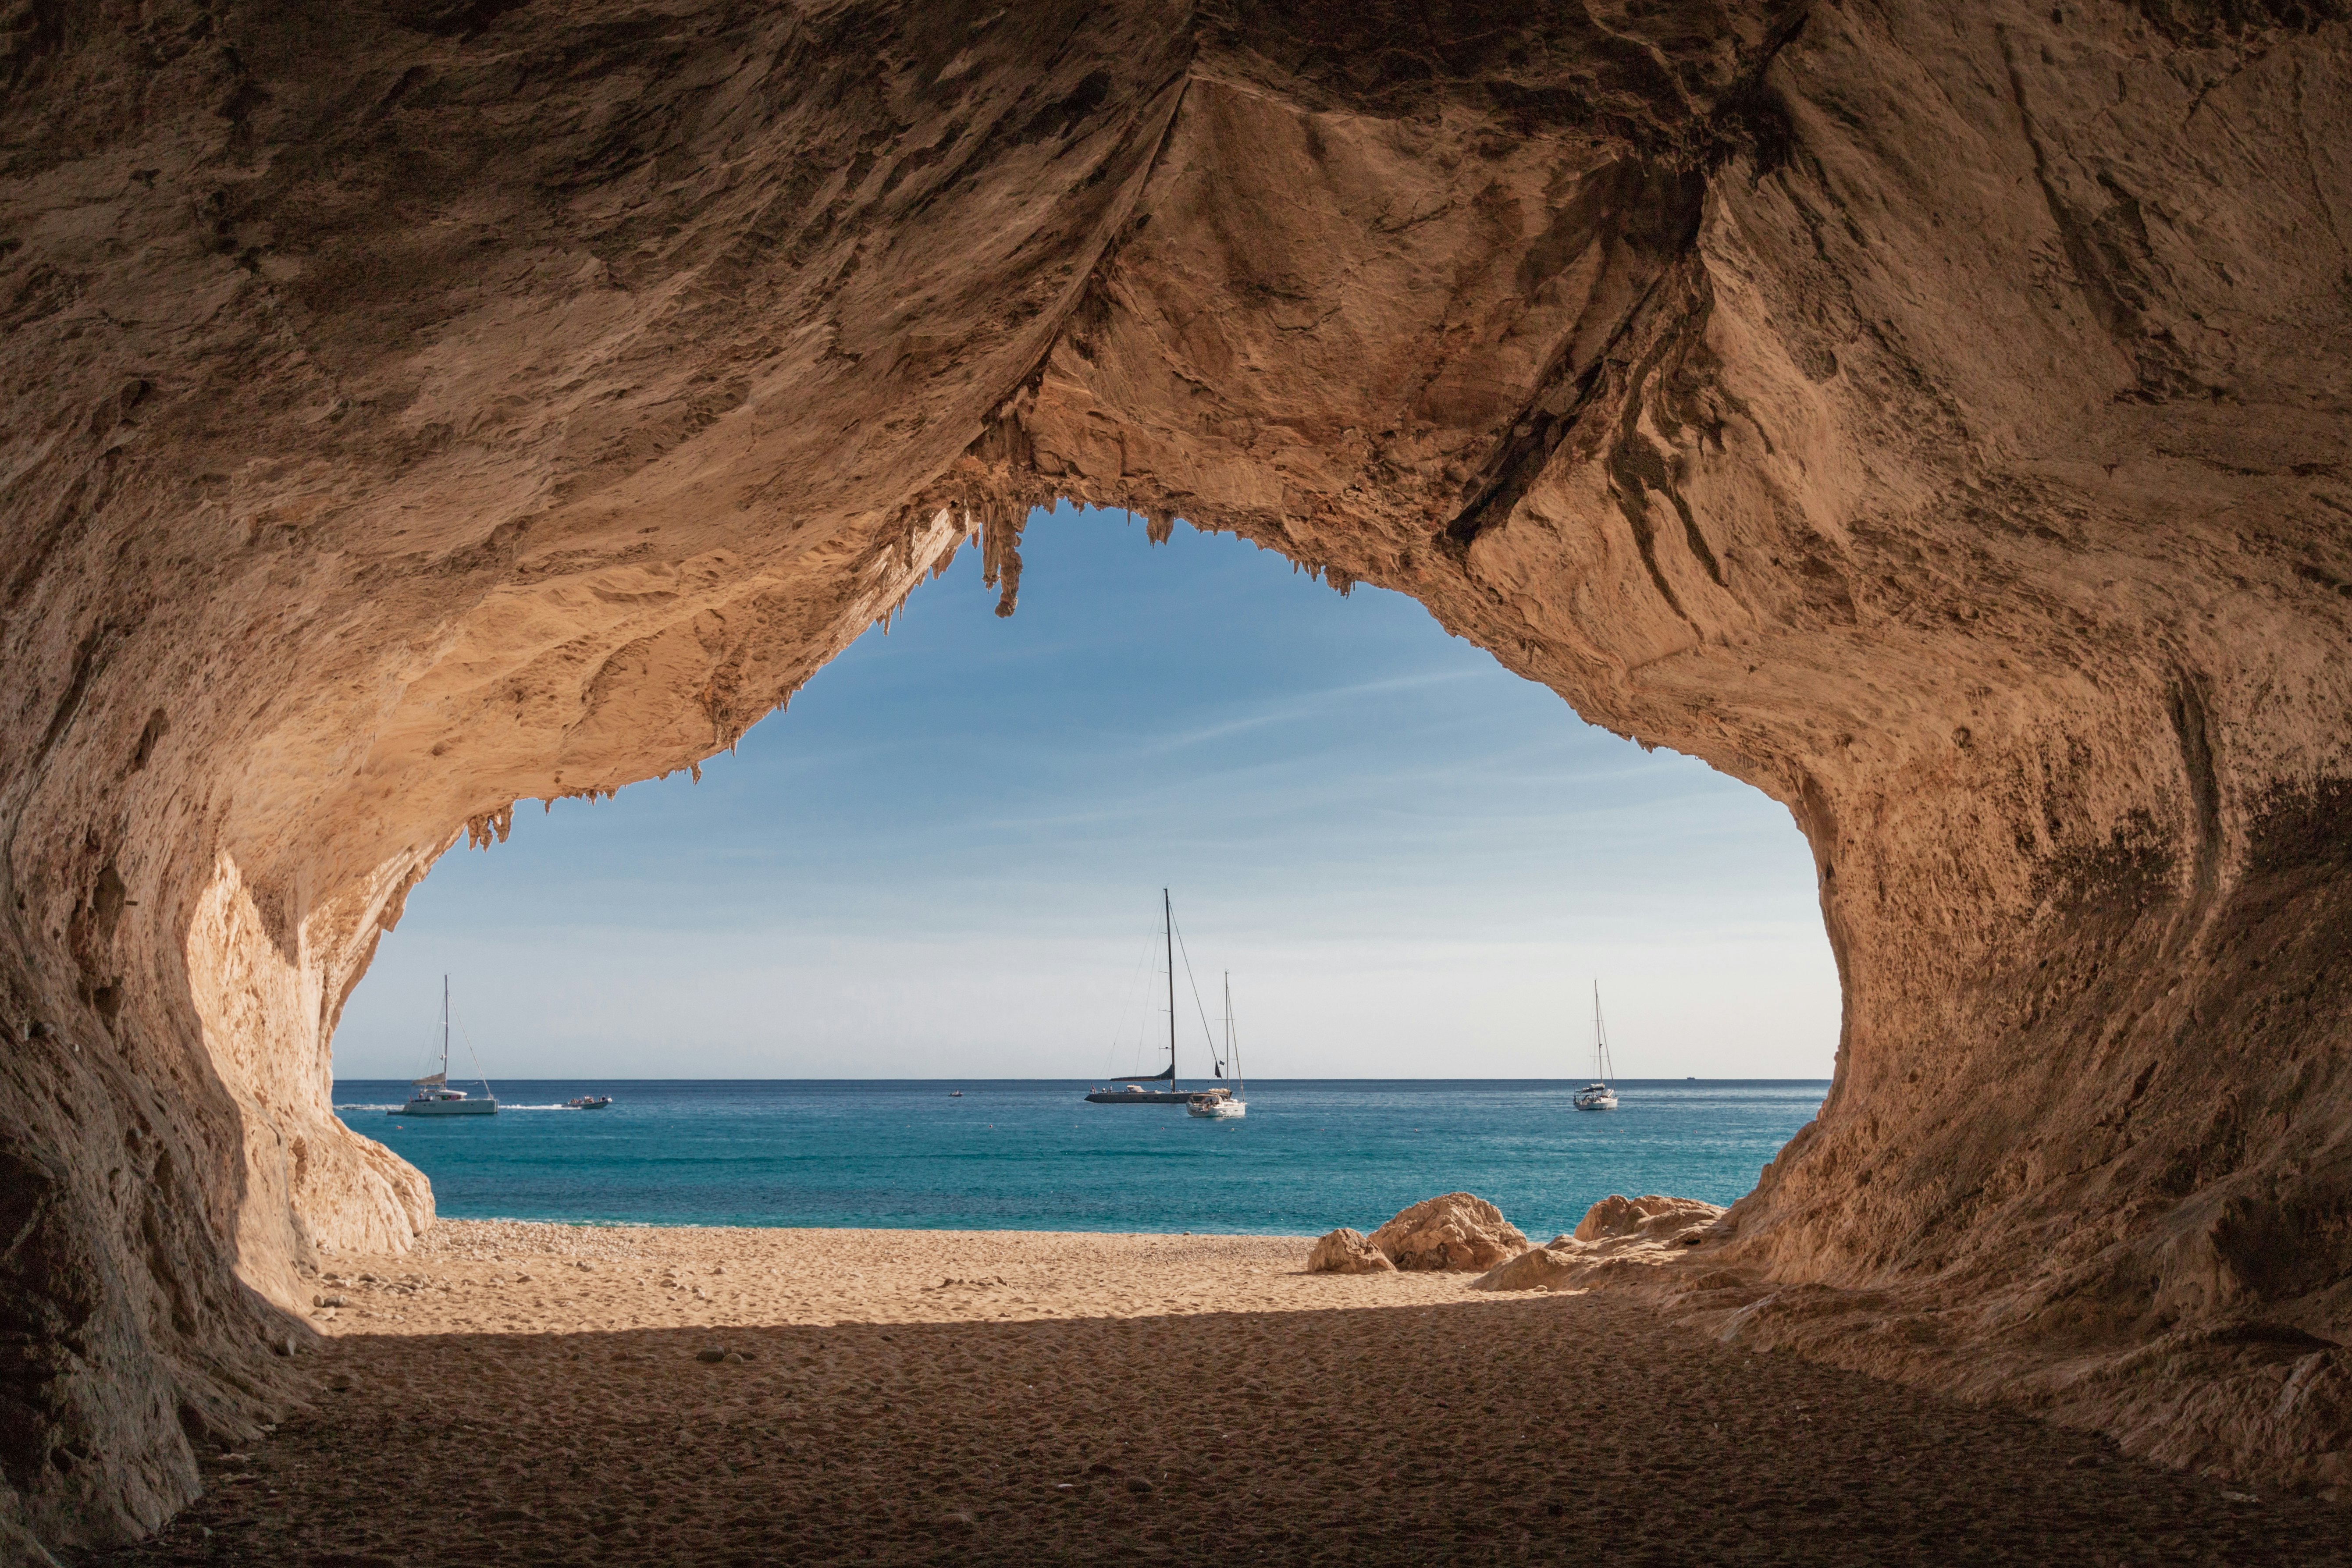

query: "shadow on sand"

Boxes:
[83, 1295, 2344, 1566]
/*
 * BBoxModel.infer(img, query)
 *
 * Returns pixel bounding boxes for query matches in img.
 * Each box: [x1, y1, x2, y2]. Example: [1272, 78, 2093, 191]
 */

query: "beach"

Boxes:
[84, 1219, 2344, 1567]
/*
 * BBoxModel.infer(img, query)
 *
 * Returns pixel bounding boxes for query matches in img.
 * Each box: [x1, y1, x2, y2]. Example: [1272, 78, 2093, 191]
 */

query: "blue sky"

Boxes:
[336, 506, 1840, 1081]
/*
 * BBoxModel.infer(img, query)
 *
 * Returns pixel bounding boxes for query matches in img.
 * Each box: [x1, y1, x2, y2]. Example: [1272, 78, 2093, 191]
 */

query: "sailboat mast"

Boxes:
[1225, 972, 1240, 1092]
[1164, 888, 1176, 1084]
[442, 974, 451, 1078]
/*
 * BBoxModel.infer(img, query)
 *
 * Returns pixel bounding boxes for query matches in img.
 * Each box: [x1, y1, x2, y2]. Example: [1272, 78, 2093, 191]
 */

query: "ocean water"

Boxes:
[331, 1079, 1828, 1240]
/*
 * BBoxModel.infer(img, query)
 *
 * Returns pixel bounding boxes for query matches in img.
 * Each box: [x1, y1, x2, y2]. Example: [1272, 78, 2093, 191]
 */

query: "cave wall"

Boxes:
[3, 0, 2349, 1550]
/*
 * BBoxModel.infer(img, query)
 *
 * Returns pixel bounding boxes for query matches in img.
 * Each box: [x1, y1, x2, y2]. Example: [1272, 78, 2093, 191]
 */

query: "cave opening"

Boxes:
[8, 1, 2352, 1552]
[329, 504, 1839, 1238]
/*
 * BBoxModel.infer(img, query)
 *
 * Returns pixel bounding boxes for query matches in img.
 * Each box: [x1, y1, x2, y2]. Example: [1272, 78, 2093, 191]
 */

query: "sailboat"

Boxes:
[392, 976, 498, 1116]
[1187, 973, 1247, 1118]
[1572, 982, 1619, 1111]
[1086, 890, 1216, 1106]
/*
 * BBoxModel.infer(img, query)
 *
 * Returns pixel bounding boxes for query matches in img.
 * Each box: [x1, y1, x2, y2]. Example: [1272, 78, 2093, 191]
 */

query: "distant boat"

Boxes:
[1087, 890, 1217, 1106]
[395, 977, 498, 1117]
[948, 1090, 963, 1098]
[1573, 982, 1619, 1112]
[566, 1095, 613, 1110]
[1188, 973, 1246, 1119]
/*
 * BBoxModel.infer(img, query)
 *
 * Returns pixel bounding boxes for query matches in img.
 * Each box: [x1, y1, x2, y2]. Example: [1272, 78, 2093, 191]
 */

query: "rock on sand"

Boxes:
[1366, 1193, 1528, 1272]
[1473, 1194, 1727, 1291]
[1305, 1228, 1395, 1274]
[1575, 1194, 1722, 1243]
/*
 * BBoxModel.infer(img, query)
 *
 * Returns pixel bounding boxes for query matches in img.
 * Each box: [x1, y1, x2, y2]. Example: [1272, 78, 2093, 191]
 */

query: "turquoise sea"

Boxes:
[334, 1079, 1826, 1239]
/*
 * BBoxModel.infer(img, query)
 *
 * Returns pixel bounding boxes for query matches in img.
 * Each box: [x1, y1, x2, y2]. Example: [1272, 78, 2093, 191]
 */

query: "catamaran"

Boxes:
[1573, 981, 1619, 1111]
[394, 976, 498, 1116]
[1187, 972, 1247, 1119]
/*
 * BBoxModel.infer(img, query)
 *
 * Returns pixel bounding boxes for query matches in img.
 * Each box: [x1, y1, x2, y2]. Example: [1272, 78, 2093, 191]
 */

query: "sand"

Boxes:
[86, 1220, 2345, 1567]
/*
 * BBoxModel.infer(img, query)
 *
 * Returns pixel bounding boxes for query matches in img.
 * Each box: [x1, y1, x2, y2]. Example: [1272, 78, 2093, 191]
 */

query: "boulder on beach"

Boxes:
[1573, 1194, 1724, 1244]
[1366, 1193, 1528, 1272]
[1472, 1193, 1727, 1292]
[1305, 1228, 1395, 1274]
[1473, 1238, 1593, 1292]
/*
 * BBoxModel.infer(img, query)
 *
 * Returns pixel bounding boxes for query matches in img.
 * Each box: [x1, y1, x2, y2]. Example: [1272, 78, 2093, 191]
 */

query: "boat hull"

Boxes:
[395, 1098, 498, 1116]
[1084, 1090, 1196, 1103]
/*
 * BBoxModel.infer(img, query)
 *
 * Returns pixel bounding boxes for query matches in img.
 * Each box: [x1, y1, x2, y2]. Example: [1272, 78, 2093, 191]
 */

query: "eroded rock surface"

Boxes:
[1367, 1194, 1531, 1273]
[1576, 1195, 1726, 1245]
[4, 0, 2352, 1550]
[1473, 1195, 1728, 1291]
[1306, 1228, 1396, 1275]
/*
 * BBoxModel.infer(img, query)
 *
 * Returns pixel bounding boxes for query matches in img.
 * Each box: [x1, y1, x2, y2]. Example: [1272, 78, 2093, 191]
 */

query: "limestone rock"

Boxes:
[1306, 1228, 1395, 1275]
[1367, 1195, 1529, 1273]
[1473, 1239, 1598, 1293]
[1574, 1195, 1726, 1246]
[1476, 1195, 1728, 1291]
[6, 0, 2352, 1550]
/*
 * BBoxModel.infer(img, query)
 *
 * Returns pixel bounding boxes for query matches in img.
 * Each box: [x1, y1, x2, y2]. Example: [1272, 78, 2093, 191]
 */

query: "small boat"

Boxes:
[1572, 981, 1619, 1112]
[395, 977, 498, 1117]
[948, 1090, 963, 1098]
[1187, 974, 1247, 1119]
[566, 1095, 613, 1110]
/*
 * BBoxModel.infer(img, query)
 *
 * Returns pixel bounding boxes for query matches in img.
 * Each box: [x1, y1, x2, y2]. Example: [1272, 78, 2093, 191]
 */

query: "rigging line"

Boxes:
[1169, 917, 1221, 1073]
[448, 1002, 495, 1096]
[418, 999, 441, 1079]
[1106, 924, 1161, 1077]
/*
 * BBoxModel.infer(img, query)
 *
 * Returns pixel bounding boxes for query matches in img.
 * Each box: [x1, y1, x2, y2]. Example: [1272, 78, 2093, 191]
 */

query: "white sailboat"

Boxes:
[393, 976, 498, 1116]
[1188, 974, 1247, 1119]
[1573, 982, 1619, 1111]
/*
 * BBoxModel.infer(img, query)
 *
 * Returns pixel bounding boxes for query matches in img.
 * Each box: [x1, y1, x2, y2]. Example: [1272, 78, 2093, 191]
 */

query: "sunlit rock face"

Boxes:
[3, 0, 2348, 1547]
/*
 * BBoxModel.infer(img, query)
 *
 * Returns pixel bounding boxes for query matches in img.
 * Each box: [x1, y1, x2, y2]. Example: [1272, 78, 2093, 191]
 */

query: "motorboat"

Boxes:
[566, 1095, 613, 1110]
[1573, 981, 1619, 1112]
[395, 977, 498, 1116]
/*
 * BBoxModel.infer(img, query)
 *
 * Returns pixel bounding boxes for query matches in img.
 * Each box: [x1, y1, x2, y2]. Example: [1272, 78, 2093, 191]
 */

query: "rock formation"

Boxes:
[1473, 1195, 1728, 1291]
[1306, 1228, 1396, 1275]
[4, 0, 2351, 1550]
[1575, 1195, 1726, 1246]
[1367, 1195, 1531, 1273]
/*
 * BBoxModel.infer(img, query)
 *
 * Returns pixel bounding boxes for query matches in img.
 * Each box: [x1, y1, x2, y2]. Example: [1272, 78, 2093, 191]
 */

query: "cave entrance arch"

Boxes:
[332, 504, 1840, 1234]
[6, 0, 2352, 1551]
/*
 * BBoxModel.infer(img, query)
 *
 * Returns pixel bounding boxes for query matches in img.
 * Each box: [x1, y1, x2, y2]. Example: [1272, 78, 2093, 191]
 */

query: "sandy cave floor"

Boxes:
[80, 1221, 2349, 1567]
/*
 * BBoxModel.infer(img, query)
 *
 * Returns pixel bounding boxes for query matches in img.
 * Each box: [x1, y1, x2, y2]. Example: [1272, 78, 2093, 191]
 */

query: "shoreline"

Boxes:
[306, 1219, 1474, 1337]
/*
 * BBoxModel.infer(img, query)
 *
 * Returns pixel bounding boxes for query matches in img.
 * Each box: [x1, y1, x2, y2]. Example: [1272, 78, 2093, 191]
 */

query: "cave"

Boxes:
[4, 0, 2350, 1553]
